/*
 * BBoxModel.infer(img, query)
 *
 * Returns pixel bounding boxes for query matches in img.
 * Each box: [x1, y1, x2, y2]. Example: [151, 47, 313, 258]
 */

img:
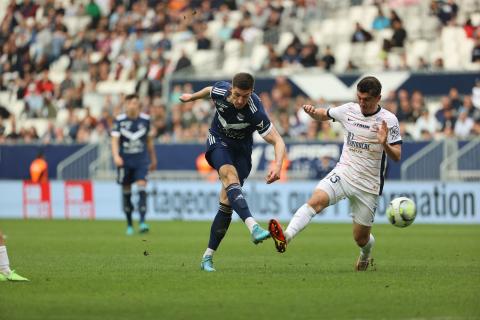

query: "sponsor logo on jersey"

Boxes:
[347, 132, 370, 150]
[236, 113, 245, 121]
[353, 122, 370, 129]
[215, 101, 230, 111]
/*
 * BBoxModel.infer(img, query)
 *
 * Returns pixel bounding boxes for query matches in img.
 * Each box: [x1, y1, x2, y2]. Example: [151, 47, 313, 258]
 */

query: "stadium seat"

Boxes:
[224, 39, 243, 57]
[96, 81, 136, 95]
[192, 50, 219, 73]
[250, 44, 269, 71]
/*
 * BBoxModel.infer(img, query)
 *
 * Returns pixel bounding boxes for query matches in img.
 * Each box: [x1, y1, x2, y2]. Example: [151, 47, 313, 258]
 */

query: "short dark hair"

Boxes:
[125, 93, 139, 101]
[357, 76, 382, 97]
[232, 72, 255, 90]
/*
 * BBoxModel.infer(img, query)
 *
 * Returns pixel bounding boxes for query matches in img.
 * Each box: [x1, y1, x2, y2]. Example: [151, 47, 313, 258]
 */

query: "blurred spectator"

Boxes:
[320, 46, 336, 71]
[461, 95, 480, 121]
[399, 122, 413, 141]
[436, 0, 458, 26]
[435, 96, 452, 124]
[372, 6, 390, 30]
[454, 109, 474, 138]
[351, 22, 373, 42]
[174, 51, 192, 73]
[414, 108, 439, 139]
[473, 79, 480, 109]
[196, 31, 212, 50]
[448, 87, 462, 111]
[30, 151, 48, 183]
[472, 38, 480, 63]
[463, 18, 479, 39]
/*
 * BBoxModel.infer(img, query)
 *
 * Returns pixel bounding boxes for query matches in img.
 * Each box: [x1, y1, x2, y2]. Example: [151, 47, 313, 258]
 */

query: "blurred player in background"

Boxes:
[0, 230, 28, 281]
[269, 76, 402, 271]
[111, 94, 157, 235]
[29, 151, 48, 183]
[180, 72, 286, 272]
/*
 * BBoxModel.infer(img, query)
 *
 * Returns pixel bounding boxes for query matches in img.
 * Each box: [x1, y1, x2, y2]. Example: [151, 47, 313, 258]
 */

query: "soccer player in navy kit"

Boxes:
[180, 73, 287, 272]
[111, 94, 157, 235]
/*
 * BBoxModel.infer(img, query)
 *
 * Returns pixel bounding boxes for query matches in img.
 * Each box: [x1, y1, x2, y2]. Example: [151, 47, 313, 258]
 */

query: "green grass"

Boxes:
[0, 220, 479, 320]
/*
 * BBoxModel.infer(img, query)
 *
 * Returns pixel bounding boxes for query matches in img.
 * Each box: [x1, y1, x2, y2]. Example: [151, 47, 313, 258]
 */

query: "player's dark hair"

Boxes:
[357, 76, 382, 97]
[125, 93, 139, 101]
[232, 73, 255, 90]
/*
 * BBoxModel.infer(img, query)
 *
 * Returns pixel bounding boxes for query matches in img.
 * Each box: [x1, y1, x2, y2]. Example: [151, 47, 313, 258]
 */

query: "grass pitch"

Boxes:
[0, 219, 479, 320]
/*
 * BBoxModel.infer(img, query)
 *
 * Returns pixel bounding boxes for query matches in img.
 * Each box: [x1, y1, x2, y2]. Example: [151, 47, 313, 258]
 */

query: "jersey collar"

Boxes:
[362, 106, 381, 117]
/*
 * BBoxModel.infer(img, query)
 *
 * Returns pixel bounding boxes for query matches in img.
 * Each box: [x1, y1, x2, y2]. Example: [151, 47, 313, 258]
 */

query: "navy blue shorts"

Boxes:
[117, 164, 148, 185]
[205, 133, 252, 186]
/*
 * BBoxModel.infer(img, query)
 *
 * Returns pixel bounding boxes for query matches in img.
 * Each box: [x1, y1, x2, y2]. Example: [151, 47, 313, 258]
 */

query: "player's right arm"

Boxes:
[179, 86, 213, 102]
[303, 105, 331, 121]
[111, 120, 123, 167]
[111, 135, 123, 167]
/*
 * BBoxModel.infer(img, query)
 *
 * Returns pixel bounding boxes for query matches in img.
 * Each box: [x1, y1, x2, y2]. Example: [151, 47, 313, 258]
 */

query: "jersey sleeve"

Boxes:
[387, 116, 402, 145]
[326, 103, 350, 123]
[252, 98, 273, 137]
[210, 81, 229, 100]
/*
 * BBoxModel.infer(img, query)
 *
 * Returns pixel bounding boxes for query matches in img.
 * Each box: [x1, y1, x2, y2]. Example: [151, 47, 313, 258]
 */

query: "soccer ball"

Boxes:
[386, 197, 416, 228]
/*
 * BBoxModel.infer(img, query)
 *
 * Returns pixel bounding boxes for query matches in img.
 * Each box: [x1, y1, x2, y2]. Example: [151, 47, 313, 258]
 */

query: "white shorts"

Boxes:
[315, 169, 379, 227]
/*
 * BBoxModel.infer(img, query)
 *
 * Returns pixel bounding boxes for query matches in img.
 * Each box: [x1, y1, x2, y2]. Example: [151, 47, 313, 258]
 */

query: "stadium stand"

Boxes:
[0, 0, 479, 145]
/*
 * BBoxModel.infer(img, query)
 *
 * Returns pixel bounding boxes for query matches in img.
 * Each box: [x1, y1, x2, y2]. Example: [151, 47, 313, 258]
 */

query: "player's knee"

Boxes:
[218, 166, 238, 185]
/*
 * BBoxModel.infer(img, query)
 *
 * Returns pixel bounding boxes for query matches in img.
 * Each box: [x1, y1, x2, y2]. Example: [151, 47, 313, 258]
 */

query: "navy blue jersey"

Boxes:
[111, 113, 151, 166]
[209, 81, 272, 150]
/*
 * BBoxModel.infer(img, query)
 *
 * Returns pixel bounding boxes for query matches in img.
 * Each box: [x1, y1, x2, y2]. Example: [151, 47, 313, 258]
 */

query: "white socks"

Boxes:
[245, 217, 257, 233]
[359, 234, 375, 260]
[0, 246, 11, 275]
[285, 204, 317, 243]
[203, 248, 215, 258]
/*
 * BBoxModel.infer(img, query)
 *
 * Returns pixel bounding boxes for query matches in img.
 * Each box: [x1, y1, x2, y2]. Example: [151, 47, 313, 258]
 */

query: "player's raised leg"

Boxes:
[219, 164, 270, 244]
[0, 231, 29, 282]
[269, 188, 330, 253]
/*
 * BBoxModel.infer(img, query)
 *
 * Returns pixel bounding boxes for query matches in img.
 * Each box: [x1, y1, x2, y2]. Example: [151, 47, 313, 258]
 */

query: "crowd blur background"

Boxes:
[0, 0, 480, 146]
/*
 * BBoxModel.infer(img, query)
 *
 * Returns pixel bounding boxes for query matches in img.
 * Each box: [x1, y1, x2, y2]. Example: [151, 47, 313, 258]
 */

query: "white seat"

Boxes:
[191, 50, 219, 73]
[224, 39, 243, 57]
[250, 44, 269, 71]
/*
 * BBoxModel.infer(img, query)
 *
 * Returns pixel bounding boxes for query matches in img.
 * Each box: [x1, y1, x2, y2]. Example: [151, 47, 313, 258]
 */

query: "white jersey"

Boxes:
[327, 102, 402, 195]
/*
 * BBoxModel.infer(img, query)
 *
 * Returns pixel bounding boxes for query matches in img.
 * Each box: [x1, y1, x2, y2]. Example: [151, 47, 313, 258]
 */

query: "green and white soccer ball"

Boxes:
[386, 197, 416, 228]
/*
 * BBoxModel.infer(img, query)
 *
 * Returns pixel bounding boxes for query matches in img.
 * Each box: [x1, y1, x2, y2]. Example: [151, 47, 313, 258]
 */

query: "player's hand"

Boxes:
[377, 120, 388, 145]
[179, 93, 193, 103]
[149, 158, 157, 172]
[114, 155, 124, 167]
[303, 105, 317, 118]
[265, 163, 281, 184]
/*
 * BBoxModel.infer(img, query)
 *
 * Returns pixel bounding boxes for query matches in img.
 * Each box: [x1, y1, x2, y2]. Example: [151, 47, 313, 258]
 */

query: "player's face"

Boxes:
[126, 98, 140, 116]
[230, 87, 253, 109]
[357, 91, 381, 113]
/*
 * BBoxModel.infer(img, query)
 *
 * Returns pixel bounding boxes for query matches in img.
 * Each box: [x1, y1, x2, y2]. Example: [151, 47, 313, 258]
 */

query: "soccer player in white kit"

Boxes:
[269, 76, 402, 271]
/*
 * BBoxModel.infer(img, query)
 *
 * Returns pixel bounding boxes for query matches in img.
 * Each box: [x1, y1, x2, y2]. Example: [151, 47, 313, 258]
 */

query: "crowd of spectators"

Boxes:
[0, 0, 480, 145]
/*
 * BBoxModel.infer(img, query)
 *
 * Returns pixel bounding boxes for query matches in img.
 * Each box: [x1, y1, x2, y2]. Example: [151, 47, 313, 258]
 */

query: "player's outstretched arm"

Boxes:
[377, 120, 402, 161]
[262, 125, 286, 184]
[303, 105, 330, 121]
[179, 86, 213, 103]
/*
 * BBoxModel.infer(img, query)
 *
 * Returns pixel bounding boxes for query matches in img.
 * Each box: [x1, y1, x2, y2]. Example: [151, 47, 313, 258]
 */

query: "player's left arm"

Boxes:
[377, 120, 402, 162]
[261, 125, 287, 184]
[147, 135, 157, 171]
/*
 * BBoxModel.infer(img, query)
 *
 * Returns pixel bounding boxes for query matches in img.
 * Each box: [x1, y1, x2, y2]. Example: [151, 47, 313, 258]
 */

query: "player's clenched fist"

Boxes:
[303, 104, 316, 116]
[179, 94, 193, 102]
